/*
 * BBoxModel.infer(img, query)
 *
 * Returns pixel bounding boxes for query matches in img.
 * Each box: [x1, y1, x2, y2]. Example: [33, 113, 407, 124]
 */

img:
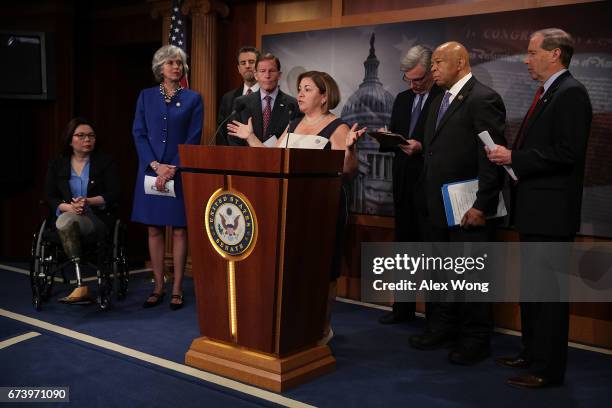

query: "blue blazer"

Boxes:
[131, 86, 204, 227]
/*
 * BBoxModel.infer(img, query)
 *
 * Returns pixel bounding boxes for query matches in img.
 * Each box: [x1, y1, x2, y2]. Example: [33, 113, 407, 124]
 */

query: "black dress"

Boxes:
[288, 117, 348, 280]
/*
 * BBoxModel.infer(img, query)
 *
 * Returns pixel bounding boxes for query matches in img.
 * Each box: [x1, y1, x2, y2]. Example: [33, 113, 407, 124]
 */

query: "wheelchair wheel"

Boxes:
[113, 220, 129, 301]
[97, 271, 112, 311]
[98, 291, 112, 310]
[30, 220, 55, 310]
[32, 284, 42, 311]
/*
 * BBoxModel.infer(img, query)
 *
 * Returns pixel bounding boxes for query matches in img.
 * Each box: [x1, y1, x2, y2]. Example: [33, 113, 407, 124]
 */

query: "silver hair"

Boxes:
[400, 45, 433, 73]
[151, 45, 189, 82]
[530, 28, 574, 67]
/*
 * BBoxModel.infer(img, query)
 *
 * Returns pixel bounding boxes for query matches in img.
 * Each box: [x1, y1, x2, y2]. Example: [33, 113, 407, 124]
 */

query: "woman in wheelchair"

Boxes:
[44, 117, 120, 303]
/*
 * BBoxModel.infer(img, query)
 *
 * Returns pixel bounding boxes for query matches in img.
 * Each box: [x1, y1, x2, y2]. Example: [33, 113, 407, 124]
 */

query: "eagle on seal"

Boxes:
[220, 213, 240, 237]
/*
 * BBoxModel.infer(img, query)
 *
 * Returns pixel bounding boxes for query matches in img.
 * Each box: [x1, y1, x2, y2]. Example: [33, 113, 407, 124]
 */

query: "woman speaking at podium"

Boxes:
[227, 70, 365, 343]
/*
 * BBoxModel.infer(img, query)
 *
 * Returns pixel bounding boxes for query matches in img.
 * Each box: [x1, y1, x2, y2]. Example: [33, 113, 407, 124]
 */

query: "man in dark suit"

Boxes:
[409, 42, 507, 365]
[487, 28, 592, 388]
[378, 45, 443, 325]
[216, 46, 260, 145]
[227, 53, 300, 146]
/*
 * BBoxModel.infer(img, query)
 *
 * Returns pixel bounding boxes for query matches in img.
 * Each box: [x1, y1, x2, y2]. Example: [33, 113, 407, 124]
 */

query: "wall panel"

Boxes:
[254, 0, 611, 349]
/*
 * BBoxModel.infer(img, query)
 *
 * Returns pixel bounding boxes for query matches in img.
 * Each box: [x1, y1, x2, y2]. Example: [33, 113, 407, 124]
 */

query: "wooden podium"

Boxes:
[179, 145, 344, 392]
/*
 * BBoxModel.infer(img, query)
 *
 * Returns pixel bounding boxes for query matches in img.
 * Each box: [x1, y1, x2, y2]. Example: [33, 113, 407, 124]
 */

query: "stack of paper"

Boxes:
[441, 179, 507, 227]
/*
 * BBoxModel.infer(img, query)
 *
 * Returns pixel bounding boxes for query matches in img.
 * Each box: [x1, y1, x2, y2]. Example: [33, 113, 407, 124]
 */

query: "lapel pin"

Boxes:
[457, 95, 464, 101]
[280, 103, 285, 107]
[176, 102, 181, 107]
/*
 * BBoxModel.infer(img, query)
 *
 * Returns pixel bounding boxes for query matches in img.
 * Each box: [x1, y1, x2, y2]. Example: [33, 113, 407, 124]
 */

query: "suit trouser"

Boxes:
[391, 187, 421, 318]
[417, 213, 494, 348]
[519, 233, 572, 382]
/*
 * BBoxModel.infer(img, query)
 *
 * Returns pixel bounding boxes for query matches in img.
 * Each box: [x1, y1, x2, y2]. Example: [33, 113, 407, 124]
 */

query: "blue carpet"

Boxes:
[0, 318, 36, 342]
[0, 320, 277, 408]
[2, 264, 612, 407]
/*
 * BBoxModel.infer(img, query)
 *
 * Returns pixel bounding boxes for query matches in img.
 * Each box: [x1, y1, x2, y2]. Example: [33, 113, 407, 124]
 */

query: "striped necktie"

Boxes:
[263, 95, 272, 137]
[435, 91, 451, 130]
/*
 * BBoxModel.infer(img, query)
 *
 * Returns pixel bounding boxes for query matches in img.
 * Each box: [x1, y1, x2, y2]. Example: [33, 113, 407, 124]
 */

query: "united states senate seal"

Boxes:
[205, 188, 258, 260]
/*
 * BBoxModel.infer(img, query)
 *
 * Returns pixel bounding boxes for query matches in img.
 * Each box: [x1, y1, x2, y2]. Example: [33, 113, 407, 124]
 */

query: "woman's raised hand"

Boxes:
[347, 123, 367, 148]
[227, 117, 255, 140]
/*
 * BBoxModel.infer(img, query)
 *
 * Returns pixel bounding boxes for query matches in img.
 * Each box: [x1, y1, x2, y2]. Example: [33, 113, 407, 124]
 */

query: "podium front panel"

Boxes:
[183, 171, 281, 353]
[180, 145, 344, 358]
[278, 177, 341, 355]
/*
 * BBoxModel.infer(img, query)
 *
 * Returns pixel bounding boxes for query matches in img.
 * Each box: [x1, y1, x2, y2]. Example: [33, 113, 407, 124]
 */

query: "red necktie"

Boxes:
[246, 88, 252, 95]
[263, 95, 272, 137]
[513, 86, 544, 149]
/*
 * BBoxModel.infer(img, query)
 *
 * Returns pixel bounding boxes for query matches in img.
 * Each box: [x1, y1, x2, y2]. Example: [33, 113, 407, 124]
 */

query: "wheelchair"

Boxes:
[29, 216, 129, 311]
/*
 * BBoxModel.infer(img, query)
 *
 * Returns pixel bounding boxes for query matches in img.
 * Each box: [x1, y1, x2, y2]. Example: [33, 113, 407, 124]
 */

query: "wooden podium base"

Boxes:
[185, 338, 336, 392]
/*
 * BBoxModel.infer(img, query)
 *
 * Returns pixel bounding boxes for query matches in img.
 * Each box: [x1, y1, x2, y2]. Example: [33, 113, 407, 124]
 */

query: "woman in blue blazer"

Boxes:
[132, 44, 203, 310]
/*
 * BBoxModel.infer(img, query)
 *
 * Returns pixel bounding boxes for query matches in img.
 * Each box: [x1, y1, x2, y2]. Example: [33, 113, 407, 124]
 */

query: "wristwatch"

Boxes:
[151, 161, 159, 171]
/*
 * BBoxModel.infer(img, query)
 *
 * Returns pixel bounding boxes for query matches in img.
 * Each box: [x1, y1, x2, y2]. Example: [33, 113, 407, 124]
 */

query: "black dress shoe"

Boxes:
[143, 292, 165, 308]
[169, 294, 184, 311]
[409, 331, 454, 350]
[506, 374, 560, 389]
[496, 356, 531, 369]
[378, 312, 413, 325]
[448, 346, 490, 365]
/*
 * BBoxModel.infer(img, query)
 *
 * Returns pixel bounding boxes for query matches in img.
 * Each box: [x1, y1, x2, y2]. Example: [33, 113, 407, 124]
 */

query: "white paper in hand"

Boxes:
[144, 175, 176, 197]
[263, 136, 278, 147]
[477, 130, 518, 181]
[442, 179, 507, 227]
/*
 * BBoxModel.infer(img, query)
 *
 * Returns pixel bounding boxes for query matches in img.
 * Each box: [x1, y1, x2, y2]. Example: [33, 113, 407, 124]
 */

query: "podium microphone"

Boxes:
[284, 102, 298, 149]
[210, 101, 246, 145]
[287, 102, 297, 119]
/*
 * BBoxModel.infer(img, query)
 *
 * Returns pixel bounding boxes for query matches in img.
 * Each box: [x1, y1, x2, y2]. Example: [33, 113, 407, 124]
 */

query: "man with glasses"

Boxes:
[378, 45, 443, 325]
[216, 46, 260, 145]
[227, 53, 300, 146]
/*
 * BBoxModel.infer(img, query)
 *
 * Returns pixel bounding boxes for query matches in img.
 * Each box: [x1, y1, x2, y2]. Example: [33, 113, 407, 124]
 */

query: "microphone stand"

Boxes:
[209, 104, 246, 145]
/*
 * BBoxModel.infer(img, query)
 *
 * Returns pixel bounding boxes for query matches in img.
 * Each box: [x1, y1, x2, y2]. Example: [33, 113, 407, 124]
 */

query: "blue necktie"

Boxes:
[435, 91, 451, 130]
[408, 94, 422, 138]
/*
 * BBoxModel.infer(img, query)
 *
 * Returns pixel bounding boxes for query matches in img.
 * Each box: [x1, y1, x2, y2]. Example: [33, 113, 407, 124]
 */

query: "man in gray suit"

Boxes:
[378, 45, 443, 325]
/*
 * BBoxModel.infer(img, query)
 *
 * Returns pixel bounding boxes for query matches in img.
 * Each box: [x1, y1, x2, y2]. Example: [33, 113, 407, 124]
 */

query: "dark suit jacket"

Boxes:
[512, 71, 592, 237]
[227, 89, 301, 146]
[44, 151, 120, 229]
[216, 87, 243, 145]
[419, 76, 507, 228]
[383, 85, 443, 207]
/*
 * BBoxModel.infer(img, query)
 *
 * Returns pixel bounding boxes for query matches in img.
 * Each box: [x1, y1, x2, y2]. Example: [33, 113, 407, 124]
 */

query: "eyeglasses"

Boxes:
[73, 133, 96, 140]
[402, 71, 428, 84]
